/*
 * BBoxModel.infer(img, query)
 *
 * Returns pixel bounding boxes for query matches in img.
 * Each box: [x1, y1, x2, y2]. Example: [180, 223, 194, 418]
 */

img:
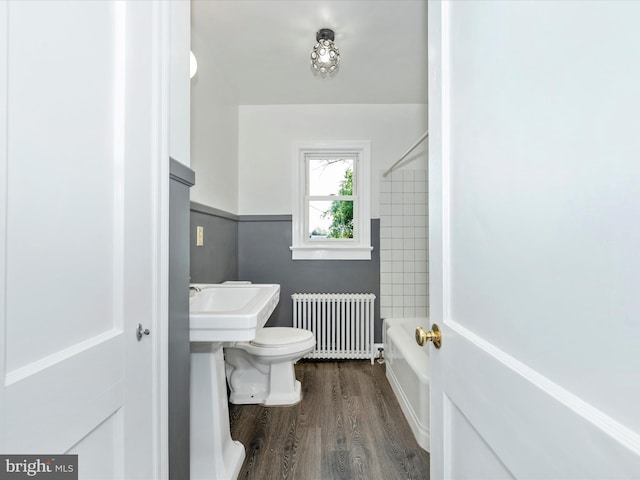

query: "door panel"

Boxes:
[428, 1, 640, 477]
[446, 397, 513, 480]
[0, 1, 168, 477]
[6, 0, 119, 374]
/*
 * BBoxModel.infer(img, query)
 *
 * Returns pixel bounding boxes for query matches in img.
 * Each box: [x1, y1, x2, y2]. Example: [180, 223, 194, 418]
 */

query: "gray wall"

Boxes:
[190, 202, 238, 283]
[187, 208, 382, 342]
[169, 159, 195, 480]
[238, 217, 382, 342]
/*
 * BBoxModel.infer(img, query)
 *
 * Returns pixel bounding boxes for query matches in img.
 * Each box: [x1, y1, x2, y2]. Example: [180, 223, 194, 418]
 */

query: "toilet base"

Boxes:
[224, 327, 315, 407]
[230, 378, 303, 406]
[225, 346, 310, 406]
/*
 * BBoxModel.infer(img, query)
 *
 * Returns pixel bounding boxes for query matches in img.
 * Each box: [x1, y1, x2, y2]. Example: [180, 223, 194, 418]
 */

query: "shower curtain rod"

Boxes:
[382, 130, 429, 178]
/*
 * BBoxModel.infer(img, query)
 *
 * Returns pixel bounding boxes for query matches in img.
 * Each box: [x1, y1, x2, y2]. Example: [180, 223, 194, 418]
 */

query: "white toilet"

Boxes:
[224, 327, 315, 406]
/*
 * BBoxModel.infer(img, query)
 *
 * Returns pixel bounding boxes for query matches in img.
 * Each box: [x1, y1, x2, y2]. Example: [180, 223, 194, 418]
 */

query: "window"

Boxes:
[291, 141, 372, 260]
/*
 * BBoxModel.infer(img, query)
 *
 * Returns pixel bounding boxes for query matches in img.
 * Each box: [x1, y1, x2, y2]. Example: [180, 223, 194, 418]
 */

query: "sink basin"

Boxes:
[189, 283, 280, 342]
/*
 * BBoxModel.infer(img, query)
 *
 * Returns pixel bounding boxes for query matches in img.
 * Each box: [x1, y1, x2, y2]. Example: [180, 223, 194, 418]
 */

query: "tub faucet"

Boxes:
[190, 285, 201, 292]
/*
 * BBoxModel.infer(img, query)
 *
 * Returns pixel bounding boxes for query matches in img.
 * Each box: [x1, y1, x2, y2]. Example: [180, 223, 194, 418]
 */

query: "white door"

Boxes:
[427, 1, 640, 478]
[0, 1, 169, 478]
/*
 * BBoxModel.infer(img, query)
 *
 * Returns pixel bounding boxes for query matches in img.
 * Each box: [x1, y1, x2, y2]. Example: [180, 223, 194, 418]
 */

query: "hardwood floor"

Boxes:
[229, 360, 430, 480]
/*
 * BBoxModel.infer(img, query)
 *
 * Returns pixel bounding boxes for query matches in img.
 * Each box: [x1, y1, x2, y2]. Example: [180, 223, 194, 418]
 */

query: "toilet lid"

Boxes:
[250, 327, 313, 348]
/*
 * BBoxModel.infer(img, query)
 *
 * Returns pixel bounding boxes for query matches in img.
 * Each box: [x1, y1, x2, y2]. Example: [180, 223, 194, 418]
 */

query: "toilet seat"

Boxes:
[250, 327, 313, 348]
[236, 327, 315, 358]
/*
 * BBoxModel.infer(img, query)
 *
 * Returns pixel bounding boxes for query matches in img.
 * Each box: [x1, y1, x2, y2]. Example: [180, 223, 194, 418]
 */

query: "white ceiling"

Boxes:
[191, 0, 428, 105]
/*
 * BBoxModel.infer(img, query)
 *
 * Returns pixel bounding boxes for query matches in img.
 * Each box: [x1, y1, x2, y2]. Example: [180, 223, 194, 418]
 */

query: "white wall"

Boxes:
[238, 104, 427, 217]
[169, 1, 190, 166]
[189, 30, 239, 213]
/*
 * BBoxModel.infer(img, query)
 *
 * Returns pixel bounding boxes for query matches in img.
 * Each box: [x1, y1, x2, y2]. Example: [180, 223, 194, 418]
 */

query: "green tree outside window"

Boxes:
[323, 169, 354, 238]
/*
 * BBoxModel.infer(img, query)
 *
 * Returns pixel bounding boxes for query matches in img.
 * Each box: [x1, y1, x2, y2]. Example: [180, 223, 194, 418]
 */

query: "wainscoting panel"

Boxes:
[190, 202, 239, 284]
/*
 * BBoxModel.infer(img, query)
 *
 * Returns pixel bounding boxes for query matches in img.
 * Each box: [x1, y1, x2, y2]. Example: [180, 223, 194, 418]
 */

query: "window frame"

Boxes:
[291, 141, 372, 260]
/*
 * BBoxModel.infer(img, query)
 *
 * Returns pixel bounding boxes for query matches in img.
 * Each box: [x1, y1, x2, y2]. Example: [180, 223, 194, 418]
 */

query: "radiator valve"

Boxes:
[377, 347, 385, 364]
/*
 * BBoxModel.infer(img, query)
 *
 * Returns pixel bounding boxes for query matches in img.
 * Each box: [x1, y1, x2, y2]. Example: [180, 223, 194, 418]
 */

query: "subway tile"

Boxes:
[392, 284, 404, 296]
[403, 238, 415, 250]
[392, 272, 404, 284]
[380, 272, 393, 285]
[403, 204, 415, 216]
[392, 192, 403, 204]
[380, 261, 392, 273]
[414, 215, 427, 227]
[415, 170, 427, 182]
[415, 272, 428, 284]
[403, 272, 415, 284]
[392, 260, 404, 272]
[403, 181, 415, 192]
[380, 204, 392, 216]
[415, 238, 427, 250]
[415, 227, 427, 239]
[403, 192, 415, 204]
[403, 296, 415, 307]
[415, 261, 427, 273]
[380, 192, 391, 205]
[380, 179, 392, 192]
[380, 226, 392, 239]
[404, 249, 416, 261]
[392, 307, 405, 317]
[414, 249, 427, 261]
[403, 227, 415, 238]
[415, 306, 428, 317]
[392, 204, 404, 216]
[415, 204, 427, 216]
[380, 306, 392, 319]
[392, 179, 404, 192]
[391, 215, 404, 228]
[403, 261, 416, 273]
[414, 284, 428, 296]
[380, 238, 392, 250]
[403, 307, 416, 317]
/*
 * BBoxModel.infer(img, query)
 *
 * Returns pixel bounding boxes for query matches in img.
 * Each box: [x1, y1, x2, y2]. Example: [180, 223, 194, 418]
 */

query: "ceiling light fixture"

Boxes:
[310, 28, 340, 75]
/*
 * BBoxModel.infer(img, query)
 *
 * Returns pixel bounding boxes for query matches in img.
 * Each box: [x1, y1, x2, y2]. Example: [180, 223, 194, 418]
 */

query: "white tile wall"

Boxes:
[379, 169, 429, 319]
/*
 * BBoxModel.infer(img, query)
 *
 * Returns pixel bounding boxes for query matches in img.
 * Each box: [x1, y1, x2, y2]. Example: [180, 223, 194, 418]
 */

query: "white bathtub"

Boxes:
[383, 317, 429, 451]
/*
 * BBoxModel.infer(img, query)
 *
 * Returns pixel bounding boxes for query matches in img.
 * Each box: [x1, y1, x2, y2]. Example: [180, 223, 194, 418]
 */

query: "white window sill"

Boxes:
[290, 245, 373, 261]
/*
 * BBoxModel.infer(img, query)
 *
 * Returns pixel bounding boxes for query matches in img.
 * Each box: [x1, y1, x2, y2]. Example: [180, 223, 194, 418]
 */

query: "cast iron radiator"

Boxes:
[292, 293, 376, 365]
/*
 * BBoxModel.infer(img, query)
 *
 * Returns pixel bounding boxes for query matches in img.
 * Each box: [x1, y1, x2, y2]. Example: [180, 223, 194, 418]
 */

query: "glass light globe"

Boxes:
[310, 35, 340, 75]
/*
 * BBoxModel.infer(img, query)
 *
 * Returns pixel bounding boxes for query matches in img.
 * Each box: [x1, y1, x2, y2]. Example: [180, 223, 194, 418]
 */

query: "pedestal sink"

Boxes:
[189, 283, 280, 480]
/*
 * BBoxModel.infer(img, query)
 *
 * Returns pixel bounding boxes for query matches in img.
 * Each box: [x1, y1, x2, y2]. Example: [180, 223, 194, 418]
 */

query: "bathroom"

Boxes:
[3, 1, 639, 478]
[186, 0, 429, 478]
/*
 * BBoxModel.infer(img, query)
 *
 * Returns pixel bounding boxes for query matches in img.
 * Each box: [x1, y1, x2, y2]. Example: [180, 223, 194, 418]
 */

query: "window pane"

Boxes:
[308, 200, 354, 239]
[308, 157, 354, 196]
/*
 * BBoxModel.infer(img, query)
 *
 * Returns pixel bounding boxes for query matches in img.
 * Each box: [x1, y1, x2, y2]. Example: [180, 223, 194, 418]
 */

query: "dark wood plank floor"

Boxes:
[229, 360, 430, 480]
